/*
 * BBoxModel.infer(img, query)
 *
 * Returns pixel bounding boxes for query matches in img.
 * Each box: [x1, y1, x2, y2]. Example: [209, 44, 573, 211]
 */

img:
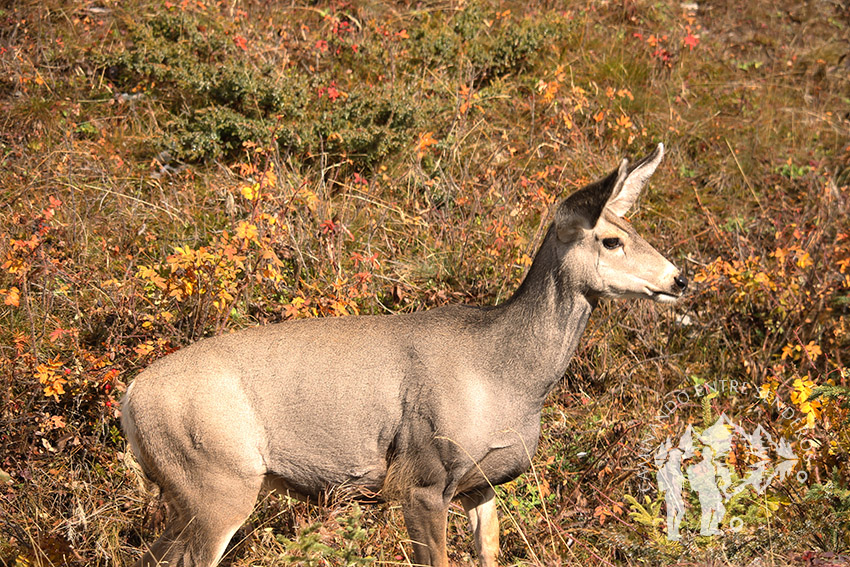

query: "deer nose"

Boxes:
[674, 274, 688, 291]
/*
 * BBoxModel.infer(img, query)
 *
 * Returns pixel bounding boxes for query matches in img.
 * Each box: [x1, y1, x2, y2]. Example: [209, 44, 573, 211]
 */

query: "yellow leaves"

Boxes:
[791, 378, 815, 404]
[790, 377, 822, 428]
[237, 165, 276, 201]
[758, 379, 778, 402]
[212, 289, 234, 310]
[133, 164, 293, 325]
[781, 341, 822, 362]
[241, 183, 260, 200]
[329, 299, 351, 316]
[796, 251, 813, 269]
[134, 338, 168, 358]
[261, 169, 277, 189]
[236, 220, 258, 242]
[137, 265, 166, 290]
[2, 255, 28, 275]
[284, 296, 308, 319]
[752, 270, 775, 290]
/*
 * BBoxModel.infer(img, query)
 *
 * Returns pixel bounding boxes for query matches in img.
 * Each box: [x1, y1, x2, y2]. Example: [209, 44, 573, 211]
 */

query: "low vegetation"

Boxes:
[1, 0, 848, 565]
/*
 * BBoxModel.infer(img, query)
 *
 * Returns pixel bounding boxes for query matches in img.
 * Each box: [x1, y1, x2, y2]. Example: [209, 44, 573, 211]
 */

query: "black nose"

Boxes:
[674, 274, 688, 291]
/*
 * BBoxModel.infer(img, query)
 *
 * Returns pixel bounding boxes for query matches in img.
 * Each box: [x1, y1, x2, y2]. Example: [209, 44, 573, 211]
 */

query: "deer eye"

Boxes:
[602, 237, 622, 250]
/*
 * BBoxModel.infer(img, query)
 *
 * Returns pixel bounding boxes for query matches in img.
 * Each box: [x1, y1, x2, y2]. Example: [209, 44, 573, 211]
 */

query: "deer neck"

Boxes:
[490, 227, 594, 399]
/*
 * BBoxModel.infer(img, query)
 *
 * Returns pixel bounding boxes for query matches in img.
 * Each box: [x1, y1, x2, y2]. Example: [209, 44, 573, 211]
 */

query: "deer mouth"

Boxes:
[648, 289, 683, 303]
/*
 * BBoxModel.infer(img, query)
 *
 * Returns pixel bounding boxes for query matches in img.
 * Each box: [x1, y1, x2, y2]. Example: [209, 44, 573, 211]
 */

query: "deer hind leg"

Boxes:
[135, 472, 263, 567]
[401, 485, 451, 567]
[459, 487, 499, 567]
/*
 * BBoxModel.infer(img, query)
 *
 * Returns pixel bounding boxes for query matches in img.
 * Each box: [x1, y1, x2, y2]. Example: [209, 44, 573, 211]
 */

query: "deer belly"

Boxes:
[263, 425, 394, 499]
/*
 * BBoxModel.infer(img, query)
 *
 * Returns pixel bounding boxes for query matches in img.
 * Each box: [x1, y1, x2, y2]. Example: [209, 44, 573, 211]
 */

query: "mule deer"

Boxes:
[122, 144, 686, 567]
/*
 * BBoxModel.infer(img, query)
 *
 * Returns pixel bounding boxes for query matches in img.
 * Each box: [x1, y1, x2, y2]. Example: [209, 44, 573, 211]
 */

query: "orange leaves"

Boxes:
[1, 197, 62, 315]
[536, 65, 567, 104]
[48, 327, 76, 343]
[3, 286, 20, 307]
[458, 84, 481, 114]
[43, 196, 62, 221]
[536, 73, 644, 146]
[133, 342, 155, 357]
[281, 249, 380, 321]
[415, 131, 439, 160]
[695, 255, 781, 297]
[35, 355, 66, 401]
[236, 221, 258, 241]
[319, 219, 338, 235]
[593, 501, 624, 526]
[284, 296, 309, 319]
[283, 290, 361, 320]
[615, 114, 633, 130]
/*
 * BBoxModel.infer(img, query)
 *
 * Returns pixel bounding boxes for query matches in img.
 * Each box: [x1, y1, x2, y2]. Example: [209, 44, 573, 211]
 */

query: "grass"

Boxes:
[1, 0, 849, 565]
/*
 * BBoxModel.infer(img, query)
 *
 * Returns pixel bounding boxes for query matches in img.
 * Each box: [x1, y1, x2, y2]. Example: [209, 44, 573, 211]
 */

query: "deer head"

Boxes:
[554, 143, 687, 303]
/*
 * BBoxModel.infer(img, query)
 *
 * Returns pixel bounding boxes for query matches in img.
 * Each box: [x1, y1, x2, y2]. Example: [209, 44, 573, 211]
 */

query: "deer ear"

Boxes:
[555, 165, 621, 243]
[605, 143, 664, 217]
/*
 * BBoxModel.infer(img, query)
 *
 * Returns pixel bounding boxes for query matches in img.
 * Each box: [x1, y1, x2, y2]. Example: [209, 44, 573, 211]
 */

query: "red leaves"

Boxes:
[683, 26, 699, 50]
[317, 81, 343, 102]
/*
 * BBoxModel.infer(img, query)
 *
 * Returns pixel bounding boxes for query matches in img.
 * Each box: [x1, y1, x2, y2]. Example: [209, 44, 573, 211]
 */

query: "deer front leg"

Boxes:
[459, 487, 499, 567]
[402, 486, 451, 567]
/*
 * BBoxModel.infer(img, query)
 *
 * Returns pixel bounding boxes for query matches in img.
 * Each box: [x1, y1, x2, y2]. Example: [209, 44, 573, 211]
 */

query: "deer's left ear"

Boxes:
[605, 143, 664, 217]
